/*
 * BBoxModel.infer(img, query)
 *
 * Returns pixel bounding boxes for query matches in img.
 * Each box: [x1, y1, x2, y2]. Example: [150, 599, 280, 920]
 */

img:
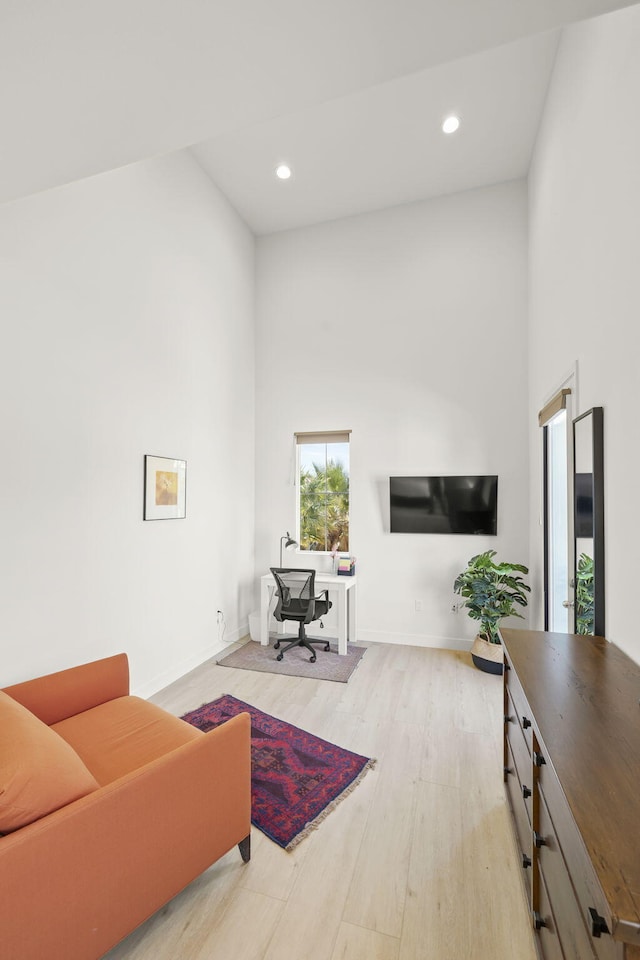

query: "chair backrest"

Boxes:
[270, 568, 316, 618]
[271, 567, 316, 623]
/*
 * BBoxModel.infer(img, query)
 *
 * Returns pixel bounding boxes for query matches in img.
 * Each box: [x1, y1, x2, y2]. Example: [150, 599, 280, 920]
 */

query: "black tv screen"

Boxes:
[390, 476, 498, 535]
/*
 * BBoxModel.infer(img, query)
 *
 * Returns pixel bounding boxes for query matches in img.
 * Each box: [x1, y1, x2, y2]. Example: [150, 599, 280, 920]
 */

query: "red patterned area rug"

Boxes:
[181, 694, 375, 851]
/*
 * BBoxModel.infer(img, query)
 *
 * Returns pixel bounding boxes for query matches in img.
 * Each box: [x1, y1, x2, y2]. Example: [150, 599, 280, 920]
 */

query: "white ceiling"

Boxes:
[0, 0, 637, 231]
[193, 31, 560, 234]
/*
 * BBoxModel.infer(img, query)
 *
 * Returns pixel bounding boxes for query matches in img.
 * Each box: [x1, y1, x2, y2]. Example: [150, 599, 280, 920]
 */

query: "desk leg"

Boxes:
[260, 581, 270, 646]
[337, 586, 347, 655]
[348, 581, 357, 645]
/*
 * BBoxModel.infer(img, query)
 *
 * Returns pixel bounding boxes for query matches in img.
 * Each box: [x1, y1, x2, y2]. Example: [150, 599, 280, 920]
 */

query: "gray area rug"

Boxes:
[216, 638, 367, 683]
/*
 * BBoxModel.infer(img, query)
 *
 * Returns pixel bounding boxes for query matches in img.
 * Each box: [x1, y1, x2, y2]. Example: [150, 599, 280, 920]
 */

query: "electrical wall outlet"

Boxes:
[450, 602, 460, 614]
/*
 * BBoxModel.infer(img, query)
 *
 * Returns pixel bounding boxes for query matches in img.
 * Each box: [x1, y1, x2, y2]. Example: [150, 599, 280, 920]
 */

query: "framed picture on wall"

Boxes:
[144, 455, 187, 520]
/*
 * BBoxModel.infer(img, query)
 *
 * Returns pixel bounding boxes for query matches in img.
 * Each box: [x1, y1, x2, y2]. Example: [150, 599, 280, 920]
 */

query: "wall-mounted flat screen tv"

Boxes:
[389, 475, 498, 535]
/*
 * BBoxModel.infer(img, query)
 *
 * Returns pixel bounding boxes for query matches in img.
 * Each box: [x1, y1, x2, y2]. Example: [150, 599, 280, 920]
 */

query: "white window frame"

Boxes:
[295, 430, 351, 554]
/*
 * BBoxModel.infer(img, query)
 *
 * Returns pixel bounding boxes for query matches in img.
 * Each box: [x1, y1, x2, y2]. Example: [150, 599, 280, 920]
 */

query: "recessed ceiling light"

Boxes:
[442, 115, 460, 134]
[275, 164, 292, 180]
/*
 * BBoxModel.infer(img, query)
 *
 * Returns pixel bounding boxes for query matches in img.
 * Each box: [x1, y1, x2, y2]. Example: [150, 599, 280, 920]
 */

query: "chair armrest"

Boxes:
[303, 590, 326, 623]
[0, 711, 251, 960]
[1, 654, 130, 725]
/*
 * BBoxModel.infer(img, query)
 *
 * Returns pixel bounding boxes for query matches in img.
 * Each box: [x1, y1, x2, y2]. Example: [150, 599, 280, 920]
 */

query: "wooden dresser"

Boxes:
[500, 628, 640, 960]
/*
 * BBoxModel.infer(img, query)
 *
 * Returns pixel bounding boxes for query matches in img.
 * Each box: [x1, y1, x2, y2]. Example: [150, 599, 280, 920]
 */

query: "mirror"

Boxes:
[572, 407, 604, 636]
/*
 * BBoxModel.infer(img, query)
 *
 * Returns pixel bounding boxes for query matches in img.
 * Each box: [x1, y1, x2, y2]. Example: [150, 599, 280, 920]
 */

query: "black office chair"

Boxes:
[269, 568, 333, 662]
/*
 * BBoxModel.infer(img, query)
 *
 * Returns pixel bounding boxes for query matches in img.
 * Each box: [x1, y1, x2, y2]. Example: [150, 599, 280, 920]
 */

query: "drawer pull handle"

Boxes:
[504, 766, 513, 777]
[504, 714, 515, 724]
[522, 854, 532, 869]
[522, 716, 531, 729]
[534, 832, 547, 848]
[588, 908, 610, 938]
[534, 751, 546, 766]
[522, 784, 532, 799]
[534, 912, 547, 930]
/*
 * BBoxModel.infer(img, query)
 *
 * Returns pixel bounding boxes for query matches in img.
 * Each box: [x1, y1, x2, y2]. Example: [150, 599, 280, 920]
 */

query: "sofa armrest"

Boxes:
[1, 653, 130, 724]
[0, 711, 251, 960]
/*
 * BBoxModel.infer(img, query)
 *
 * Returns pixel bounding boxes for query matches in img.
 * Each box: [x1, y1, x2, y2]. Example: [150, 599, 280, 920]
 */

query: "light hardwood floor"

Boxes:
[104, 642, 537, 960]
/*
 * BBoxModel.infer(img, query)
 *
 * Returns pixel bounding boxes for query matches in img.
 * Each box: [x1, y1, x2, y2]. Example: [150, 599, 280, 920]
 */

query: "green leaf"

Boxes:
[452, 550, 530, 641]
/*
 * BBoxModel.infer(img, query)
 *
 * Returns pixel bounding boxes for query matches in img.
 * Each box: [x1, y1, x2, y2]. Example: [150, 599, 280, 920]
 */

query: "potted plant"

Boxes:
[453, 550, 530, 674]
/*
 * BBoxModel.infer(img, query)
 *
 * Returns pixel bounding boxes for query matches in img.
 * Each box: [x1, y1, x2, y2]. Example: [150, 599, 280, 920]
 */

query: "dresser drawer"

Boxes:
[538, 789, 597, 960]
[504, 742, 533, 900]
[535, 865, 565, 960]
[505, 717, 533, 825]
[538, 761, 621, 960]
[505, 661, 534, 753]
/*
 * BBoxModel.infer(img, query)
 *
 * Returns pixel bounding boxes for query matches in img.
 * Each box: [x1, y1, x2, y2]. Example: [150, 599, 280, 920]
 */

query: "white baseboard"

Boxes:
[357, 629, 473, 652]
[132, 621, 248, 699]
[134, 623, 471, 697]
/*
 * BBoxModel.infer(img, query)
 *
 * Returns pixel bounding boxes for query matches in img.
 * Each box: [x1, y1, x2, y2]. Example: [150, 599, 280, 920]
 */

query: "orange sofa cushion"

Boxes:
[2, 654, 129, 725]
[0, 692, 99, 833]
[52, 696, 202, 786]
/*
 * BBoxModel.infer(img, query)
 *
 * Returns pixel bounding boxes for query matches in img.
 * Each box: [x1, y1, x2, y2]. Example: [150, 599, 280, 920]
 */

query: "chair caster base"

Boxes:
[276, 653, 283, 661]
[274, 641, 281, 650]
[324, 643, 330, 651]
[310, 655, 316, 663]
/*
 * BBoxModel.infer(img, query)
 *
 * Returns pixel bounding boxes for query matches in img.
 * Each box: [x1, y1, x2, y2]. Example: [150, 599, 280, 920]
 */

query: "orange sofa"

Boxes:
[0, 654, 251, 960]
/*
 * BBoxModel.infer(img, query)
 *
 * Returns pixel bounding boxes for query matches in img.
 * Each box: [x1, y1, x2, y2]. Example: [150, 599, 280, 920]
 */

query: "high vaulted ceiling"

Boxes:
[1, 0, 637, 231]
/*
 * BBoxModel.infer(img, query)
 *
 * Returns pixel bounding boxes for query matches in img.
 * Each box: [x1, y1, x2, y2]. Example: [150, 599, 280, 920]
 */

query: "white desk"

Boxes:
[259, 572, 358, 655]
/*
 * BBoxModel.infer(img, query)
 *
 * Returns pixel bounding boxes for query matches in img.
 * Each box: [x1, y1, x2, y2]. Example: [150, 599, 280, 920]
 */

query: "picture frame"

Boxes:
[144, 455, 187, 520]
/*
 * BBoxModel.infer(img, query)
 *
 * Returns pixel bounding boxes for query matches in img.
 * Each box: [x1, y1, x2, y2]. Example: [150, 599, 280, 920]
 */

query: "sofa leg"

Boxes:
[238, 834, 251, 863]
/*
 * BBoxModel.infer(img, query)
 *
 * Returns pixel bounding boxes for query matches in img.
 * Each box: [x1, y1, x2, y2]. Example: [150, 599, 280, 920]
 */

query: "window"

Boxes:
[296, 431, 350, 552]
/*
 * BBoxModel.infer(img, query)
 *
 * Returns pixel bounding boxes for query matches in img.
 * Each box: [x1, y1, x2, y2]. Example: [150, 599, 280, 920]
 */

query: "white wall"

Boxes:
[528, 4, 640, 660]
[255, 181, 530, 648]
[0, 151, 256, 693]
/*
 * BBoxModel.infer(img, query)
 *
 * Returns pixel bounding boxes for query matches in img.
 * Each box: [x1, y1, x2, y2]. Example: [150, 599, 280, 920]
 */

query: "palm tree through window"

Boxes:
[297, 437, 349, 552]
